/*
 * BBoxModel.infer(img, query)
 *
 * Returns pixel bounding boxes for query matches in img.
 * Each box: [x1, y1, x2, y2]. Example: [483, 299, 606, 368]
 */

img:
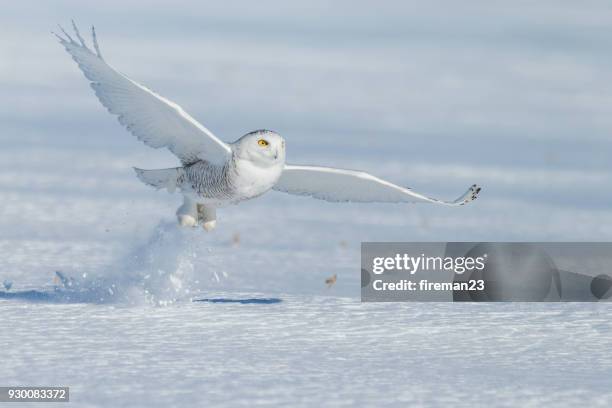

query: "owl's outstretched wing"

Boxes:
[55, 22, 231, 166]
[274, 164, 481, 205]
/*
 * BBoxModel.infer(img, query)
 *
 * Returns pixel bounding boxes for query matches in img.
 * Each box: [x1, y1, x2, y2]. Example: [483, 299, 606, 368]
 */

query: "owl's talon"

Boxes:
[202, 220, 216, 231]
[197, 204, 217, 232]
[178, 214, 197, 227]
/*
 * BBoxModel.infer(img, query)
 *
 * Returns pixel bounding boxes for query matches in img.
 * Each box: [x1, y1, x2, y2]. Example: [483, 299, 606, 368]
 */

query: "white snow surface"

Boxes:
[2, 1, 612, 406]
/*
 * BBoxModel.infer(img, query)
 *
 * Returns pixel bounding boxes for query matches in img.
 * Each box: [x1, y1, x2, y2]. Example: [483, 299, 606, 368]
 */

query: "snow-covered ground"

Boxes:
[1, 1, 612, 406]
[3, 301, 612, 407]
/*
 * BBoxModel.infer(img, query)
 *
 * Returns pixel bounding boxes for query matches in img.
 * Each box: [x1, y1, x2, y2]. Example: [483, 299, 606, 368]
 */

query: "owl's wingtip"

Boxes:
[459, 184, 482, 205]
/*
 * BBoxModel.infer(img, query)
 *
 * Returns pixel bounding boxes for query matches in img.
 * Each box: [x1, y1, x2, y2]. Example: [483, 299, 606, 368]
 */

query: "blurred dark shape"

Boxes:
[325, 274, 337, 288]
[361, 268, 371, 288]
[453, 243, 561, 301]
[0, 290, 55, 301]
[590, 274, 612, 300]
[2, 280, 12, 291]
[193, 298, 282, 304]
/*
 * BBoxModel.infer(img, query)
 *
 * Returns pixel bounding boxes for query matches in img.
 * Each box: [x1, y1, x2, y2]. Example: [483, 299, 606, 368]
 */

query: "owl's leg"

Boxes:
[176, 195, 197, 227]
[197, 204, 217, 231]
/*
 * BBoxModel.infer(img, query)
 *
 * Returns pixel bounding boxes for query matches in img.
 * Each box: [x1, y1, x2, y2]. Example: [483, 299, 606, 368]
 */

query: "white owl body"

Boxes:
[171, 130, 286, 208]
[178, 155, 284, 207]
[231, 157, 284, 202]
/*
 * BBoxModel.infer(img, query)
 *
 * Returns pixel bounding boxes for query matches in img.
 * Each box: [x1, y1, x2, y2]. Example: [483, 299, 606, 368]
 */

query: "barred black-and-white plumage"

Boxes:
[57, 23, 481, 231]
[182, 161, 235, 201]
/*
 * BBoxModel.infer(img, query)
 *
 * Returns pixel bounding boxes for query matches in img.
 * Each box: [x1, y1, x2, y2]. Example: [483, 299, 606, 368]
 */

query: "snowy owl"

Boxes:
[56, 23, 481, 231]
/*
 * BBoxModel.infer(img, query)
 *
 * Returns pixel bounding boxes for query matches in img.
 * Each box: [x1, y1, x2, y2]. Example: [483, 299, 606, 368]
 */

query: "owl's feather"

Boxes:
[274, 164, 480, 205]
[55, 22, 231, 166]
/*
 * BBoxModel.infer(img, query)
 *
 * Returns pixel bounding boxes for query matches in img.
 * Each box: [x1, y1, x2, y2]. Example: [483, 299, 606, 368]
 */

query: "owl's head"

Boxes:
[234, 129, 286, 167]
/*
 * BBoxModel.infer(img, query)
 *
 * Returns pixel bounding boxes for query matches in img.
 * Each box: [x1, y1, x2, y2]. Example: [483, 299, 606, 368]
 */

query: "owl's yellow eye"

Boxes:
[258, 139, 269, 147]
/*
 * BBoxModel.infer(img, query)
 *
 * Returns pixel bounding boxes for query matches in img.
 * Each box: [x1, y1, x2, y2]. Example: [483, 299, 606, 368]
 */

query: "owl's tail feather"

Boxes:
[133, 167, 184, 193]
